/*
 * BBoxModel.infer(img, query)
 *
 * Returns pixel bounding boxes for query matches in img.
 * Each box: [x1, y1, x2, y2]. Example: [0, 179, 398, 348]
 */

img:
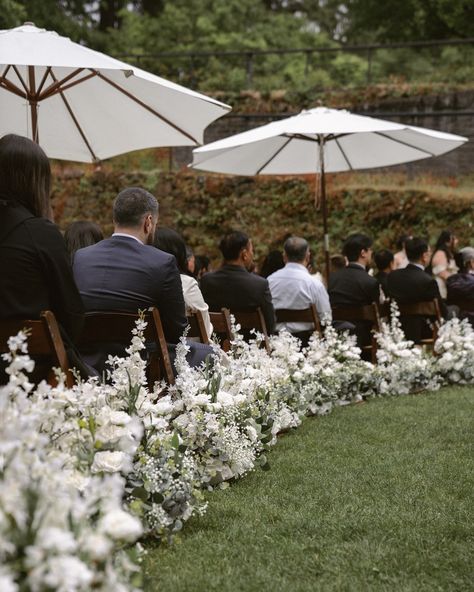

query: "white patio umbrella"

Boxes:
[191, 106, 467, 277]
[0, 22, 230, 162]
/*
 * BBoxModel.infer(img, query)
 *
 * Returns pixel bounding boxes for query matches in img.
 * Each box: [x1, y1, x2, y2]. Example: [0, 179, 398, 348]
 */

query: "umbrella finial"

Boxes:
[23, 21, 36, 27]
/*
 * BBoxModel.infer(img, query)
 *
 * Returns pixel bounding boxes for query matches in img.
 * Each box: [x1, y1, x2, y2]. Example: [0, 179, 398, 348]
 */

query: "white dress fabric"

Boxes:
[180, 274, 213, 339]
[432, 255, 458, 299]
[268, 262, 332, 333]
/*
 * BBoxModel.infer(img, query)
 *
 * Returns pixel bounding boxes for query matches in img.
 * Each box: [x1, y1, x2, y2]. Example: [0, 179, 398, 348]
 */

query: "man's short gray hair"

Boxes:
[284, 236, 309, 262]
[113, 187, 158, 227]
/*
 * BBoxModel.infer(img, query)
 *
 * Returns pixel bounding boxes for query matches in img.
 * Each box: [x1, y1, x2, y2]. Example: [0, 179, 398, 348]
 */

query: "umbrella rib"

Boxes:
[38, 68, 87, 101]
[256, 136, 293, 174]
[335, 137, 353, 170]
[374, 131, 436, 156]
[12, 65, 29, 95]
[49, 71, 99, 162]
[0, 74, 26, 99]
[95, 70, 199, 145]
[36, 67, 53, 96]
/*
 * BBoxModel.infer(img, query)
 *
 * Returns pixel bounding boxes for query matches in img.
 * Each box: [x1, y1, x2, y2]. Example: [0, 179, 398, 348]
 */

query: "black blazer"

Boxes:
[0, 201, 84, 341]
[201, 263, 276, 334]
[328, 263, 379, 307]
[328, 263, 379, 348]
[73, 236, 187, 343]
[386, 263, 445, 342]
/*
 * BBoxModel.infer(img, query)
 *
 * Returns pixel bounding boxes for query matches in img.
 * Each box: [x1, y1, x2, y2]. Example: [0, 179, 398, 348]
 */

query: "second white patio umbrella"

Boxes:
[191, 106, 467, 277]
[0, 22, 230, 162]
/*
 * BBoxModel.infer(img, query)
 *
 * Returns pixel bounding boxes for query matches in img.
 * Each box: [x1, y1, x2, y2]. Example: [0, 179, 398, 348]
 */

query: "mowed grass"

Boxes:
[143, 387, 474, 592]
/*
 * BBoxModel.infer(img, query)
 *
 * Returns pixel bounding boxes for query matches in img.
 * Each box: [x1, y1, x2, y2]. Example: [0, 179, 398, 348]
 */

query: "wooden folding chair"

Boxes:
[78, 307, 175, 385]
[187, 310, 210, 344]
[0, 310, 74, 388]
[275, 303, 323, 339]
[209, 308, 233, 352]
[396, 299, 442, 349]
[331, 302, 381, 363]
[231, 308, 271, 354]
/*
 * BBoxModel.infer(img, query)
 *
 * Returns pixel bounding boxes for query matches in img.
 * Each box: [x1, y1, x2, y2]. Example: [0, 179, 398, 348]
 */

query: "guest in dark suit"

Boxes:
[201, 230, 276, 336]
[374, 248, 395, 300]
[447, 247, 474, 326]
[0, 134, 84, 384]
[387, 237, 446, 343]
[73, 187, 210, 375]
[328, 233, 379, 348]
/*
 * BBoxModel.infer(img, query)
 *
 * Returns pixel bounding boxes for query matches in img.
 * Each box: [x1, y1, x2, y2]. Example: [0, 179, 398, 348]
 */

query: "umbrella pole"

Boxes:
[318, 135, 330, 280]
[28, 66, 39, 143]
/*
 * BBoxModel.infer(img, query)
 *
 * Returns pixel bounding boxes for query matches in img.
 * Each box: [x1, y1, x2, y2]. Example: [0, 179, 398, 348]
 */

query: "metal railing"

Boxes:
[116, 38, 474, 88]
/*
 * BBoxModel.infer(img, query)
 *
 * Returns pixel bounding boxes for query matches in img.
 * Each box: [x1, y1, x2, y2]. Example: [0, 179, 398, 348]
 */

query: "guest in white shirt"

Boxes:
[268, 236, 332, 340]
[154, 228, 213, 341]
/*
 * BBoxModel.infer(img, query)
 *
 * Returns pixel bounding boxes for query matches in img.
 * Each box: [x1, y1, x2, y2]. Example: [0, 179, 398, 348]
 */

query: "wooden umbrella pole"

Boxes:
[28, 66, 39, 143]
[319, 135, 330, 281]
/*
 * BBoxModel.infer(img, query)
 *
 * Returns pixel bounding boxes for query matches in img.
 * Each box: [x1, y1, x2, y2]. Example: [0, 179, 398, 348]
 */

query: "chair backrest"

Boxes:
[331, 302, 381, 363]
[78, 308, 175, 385]
[275, 304, 322, 337]
[396, 299, 442, 346]
[209, 308, 233, 352]
[446, 296, 474, 312]
[331, 302, 381, 329]
[187, 310, 210, 344]
[231, 308, 271, 354]
[396, 299, 442, 320]
[0, 310, 73, 388]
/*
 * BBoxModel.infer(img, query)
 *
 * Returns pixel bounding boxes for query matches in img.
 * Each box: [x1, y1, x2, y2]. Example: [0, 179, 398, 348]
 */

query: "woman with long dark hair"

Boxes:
[64, 220, 104, 262]
[154, 227, 213, 340]
[430, 229, 458, 299]
[0, 134, 84, 360]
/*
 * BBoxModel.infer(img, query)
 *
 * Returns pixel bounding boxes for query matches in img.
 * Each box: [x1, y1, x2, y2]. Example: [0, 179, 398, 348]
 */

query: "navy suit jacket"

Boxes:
[73, 235, 187, 343]
[201, 263, 276, 334]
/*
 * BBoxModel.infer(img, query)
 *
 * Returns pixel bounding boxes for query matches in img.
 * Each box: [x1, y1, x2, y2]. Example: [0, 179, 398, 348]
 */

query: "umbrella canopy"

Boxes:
[0, 22, 231, 162]
[191, 106, 468, 276]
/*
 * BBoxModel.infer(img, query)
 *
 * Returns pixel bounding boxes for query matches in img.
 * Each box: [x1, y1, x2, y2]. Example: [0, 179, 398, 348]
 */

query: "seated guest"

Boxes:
[154, 227, 213, 341]
[268, 237, 331, 345]
[64, 220, 104, 262]
[447, 247, 474, 326]
[393, 234, 412, 269]
[387, 237, 447, 343]
[194, 254, 211, 281]
[201, 230, 276, 336]
[0, 134, 84, 384]
[430, 229, 459, 300]
[260, 249, 285, 279]
[328, 233, 379, 348]
[73, 187, 211, 375]
[374, 248, 395, 300]
[330, 253, 347, 273]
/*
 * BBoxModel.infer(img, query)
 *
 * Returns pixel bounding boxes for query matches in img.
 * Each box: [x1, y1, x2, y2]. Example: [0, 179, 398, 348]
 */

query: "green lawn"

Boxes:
[143, 387, 474, 591]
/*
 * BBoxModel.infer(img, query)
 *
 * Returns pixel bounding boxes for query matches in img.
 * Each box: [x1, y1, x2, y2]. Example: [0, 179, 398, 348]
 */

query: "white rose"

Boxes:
[216, 391, 234, 406]
[81, 533, 112, 561]
[91, 450, 128, 474]
[109, 411, 132, 425]
[99, 509, 142, 542]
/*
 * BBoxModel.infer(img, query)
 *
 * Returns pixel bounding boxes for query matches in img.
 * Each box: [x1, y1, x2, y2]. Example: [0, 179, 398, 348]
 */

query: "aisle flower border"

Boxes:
[1, 304, 473, 591]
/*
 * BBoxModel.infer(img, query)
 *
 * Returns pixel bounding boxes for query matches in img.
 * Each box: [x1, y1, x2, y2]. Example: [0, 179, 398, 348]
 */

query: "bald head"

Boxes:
[284, 236, 309, 263]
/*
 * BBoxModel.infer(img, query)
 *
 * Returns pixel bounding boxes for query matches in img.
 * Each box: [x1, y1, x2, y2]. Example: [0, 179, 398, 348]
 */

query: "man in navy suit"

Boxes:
[73, 187, 208, 374]
[387, 237, 446, 343]
[328, 233, 379, 348]
[201, 230, 276, 336]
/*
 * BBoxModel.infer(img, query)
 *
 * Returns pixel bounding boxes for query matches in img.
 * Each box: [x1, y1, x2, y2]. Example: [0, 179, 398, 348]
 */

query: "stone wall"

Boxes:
[173, 89, 474, 177]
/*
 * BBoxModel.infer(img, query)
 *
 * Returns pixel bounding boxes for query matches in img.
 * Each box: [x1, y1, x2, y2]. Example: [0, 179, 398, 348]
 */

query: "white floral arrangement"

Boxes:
[434, 317, 474, 384]
[374, 301, 440, 395]
[2, 303, 474, 589]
